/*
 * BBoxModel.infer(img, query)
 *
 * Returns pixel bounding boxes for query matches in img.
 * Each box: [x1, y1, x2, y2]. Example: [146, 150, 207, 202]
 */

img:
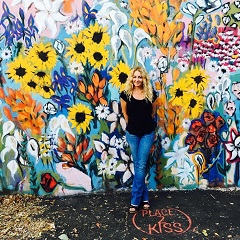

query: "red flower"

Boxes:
[196, 127, 207, 143]
[203, 111, 215, 125]
[206, 133, 219, 149]
[185, 111, 225, 152]
[189, 120, 203, 134]
[215, 115, 225, 130]
[185, 134, 197, 151]
[40, 173, 57, 193]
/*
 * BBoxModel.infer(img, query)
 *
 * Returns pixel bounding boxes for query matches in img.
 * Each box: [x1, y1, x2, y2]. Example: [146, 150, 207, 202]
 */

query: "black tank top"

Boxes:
[120, 91, 157, 136]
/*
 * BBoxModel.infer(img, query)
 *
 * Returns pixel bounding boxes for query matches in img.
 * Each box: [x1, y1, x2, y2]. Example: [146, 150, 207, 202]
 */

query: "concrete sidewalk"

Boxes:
[40, 189, 240, 240]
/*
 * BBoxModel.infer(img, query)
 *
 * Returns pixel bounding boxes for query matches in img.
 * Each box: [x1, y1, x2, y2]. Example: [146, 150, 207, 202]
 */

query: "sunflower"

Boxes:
[185, 67, 210, 92]
[109, 61, 131, 92]
[68, 103, 93, 133]
[38, 84, 55, 99]
[83, 22, 110, 46]
[27, 42, 57, 70]
[88, 44, 108, 69]
[32, 69, 52, 85]
[21, 78, 41, 93]
[65, 31, 88, 65]
[169, 78, 189, 106]
[7, 55, 35, 83]
[182, 92, 204, 119]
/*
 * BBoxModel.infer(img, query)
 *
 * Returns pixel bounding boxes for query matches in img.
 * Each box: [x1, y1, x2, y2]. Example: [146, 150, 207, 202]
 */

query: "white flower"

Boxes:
[111, 35, 121, 60]
[207, 60, 219, 72]
[65, 18, 84, 34]
[208, 81, 217, 93]
[174, 160, 195, 184]
[133, 28, 151, 46]
[93, 133, 118, 160]
[157, 56, 168, 73]
[119, 29, 132, 58]
[7, 160, 19, 180]
[110, 10, 128, 35]
[181, 3, 204, 24]
[1, 121, 15, 142]
[164, 140, 189, 169]
[106, 158, 117, 175]
[149, 70, 158, 81]
[195, 0, 222, 13]
[182, 118, 191, 130]
[11, 0, 34, 12]
[215, 78, 231, 102]
[178, 61, 188, 72]
[114, 138, 124, 149]
[1, 48, 12, 60]
[120, 1, 128, 9]
[69, 61, 84, 75]
[136, 48, 145, 67]
[43, 102, 57, 115]
[96, 15, 111, 29]
[150, 57, 158, 69]
[182, 2, 198, 15]
[142, 47, 153, 59]
[34, 0, 69, 38]
[225, 130, 240, 162]
[161, 137, 171, 150]
[106, 101, 126, 133]
[95, 104, 110, 120]
[53, 39, 65, 54]
[98, 160, 107, 175]
[116, 150, 134, 183]
[27, 138, 40, 162]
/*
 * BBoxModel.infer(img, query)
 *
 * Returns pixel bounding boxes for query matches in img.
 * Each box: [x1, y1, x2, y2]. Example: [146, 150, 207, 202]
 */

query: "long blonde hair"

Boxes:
[124, 66, 154, 102]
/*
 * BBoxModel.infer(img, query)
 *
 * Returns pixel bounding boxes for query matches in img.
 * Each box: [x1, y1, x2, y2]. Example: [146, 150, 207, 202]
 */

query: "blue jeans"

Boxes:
[126, 131, 155, 206]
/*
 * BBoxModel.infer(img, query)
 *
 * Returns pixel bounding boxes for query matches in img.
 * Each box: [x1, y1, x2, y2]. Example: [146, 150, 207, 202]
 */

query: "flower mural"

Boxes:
[0, 0, 240, 195]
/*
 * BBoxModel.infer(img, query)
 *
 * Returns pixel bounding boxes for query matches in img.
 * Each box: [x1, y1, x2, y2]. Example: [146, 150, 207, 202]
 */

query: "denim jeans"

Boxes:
[126, 131, 155, 206]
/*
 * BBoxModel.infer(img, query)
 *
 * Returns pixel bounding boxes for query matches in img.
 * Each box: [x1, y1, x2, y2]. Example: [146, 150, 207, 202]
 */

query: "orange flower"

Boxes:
[57, 134, 94, 166]
[79, 71, 107, 106]
[2, 88, 45, 135]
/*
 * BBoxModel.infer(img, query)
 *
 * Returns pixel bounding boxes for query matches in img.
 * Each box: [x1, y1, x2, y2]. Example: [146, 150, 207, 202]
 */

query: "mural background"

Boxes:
[0, 0, 240, 195]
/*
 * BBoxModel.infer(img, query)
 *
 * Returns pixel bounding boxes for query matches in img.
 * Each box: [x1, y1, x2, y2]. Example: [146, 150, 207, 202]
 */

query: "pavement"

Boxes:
[37, 189, 240, 240]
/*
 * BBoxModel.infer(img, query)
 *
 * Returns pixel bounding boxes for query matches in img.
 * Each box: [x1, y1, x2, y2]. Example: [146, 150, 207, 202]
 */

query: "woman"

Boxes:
[120, 66, 157, 214]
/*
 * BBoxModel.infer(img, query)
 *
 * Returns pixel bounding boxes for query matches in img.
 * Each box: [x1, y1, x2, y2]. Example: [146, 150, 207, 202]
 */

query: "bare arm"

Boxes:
[120, 98, 128, 124]
[151, 100, 157, 119]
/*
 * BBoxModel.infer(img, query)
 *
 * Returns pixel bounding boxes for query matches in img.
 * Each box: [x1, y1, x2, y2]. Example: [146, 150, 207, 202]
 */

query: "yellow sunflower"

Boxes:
[65, 31, 88, 65]
[32, 69, 52, 85]
[7, 55, 35, 83]
[68, 103, 93, 134]
[169, 78, 189, 106]
[182, 92, 204, 119]
[88, 44, 108, 69]
[83, 22, 110, 46]
[109, 61, 131, 92]
[21, 78, 41, 93]
[38, 84, 55, 99]
[27, 42, 57, 70]
[185, 67, 210, 92]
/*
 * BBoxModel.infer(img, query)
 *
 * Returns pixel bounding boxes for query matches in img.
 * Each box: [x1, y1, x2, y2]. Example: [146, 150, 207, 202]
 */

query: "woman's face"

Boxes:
[132, 70, 143, 88]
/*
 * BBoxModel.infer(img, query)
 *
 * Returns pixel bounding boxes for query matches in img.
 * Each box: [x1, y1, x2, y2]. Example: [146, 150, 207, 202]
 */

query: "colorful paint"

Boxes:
[0, 0, 240, 195]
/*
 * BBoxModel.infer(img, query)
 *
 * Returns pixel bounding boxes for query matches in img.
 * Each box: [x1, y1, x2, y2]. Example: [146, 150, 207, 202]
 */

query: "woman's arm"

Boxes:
[120, 98, 128, 124]
[151, 100, 157, 119]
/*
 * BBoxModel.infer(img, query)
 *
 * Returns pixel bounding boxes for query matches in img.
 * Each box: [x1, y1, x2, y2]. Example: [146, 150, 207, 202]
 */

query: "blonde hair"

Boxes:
[124, 66, 154, 102]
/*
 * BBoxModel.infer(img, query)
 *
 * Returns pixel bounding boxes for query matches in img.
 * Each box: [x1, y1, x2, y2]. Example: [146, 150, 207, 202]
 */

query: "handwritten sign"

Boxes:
[132, 208, 192, 236]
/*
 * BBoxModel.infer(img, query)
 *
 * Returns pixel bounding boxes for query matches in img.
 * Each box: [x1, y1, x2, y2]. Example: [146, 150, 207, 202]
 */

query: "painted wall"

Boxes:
[0, 0, 239, 195]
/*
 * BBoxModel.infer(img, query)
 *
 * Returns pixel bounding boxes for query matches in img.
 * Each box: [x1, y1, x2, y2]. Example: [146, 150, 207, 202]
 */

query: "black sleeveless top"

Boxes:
[120, 91, 157, 136]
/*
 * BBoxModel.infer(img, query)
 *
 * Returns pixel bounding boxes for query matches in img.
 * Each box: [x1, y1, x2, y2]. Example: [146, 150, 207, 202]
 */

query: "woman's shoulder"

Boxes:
[120, 91, 129, 101]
